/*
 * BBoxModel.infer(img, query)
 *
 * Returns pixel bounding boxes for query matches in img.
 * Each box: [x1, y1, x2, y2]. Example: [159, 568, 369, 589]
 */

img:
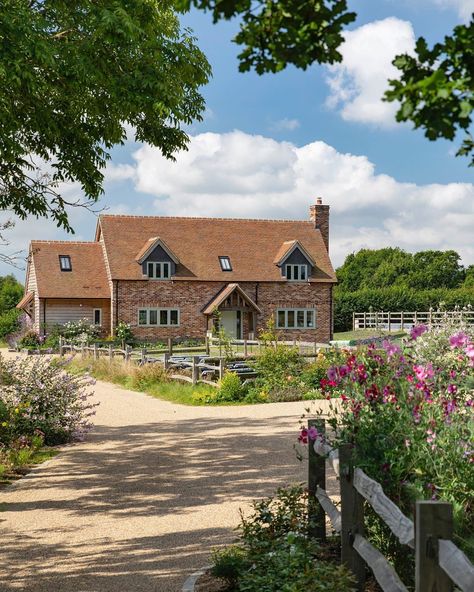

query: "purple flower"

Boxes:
[449, 331, 470, 349]
[307, 426, 320, 441]
[382, 340, 401, 357]
[327, 367, 338, 382]
[410, 324, 428, 340]
[413, 362, 434, 382]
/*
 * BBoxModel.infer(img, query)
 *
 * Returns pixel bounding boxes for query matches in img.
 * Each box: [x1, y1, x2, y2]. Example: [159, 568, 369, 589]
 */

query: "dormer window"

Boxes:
[286, 264, 307, 281]
[147, 262, 170, 279]
[59, 255, 72, 271]
[219, 256, 232, 271]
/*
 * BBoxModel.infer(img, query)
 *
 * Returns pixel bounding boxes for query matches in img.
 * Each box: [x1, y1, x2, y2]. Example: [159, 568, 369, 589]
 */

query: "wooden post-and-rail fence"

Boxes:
[307, 419, 474, 592]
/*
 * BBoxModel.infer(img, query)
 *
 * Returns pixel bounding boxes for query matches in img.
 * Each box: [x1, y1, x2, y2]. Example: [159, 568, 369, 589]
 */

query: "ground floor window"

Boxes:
[276, 308, 316, 329]
[93, 308, 102, 326]
[138, 308, 180, 326]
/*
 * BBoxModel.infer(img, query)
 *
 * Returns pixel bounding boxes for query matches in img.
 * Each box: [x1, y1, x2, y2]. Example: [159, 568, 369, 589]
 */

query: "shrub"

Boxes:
[215, 371, 248, 402]
[210, 545, 248, 587]
[0, 309, 22, 340]
[116, 321, 133, 346]
[0, 355, 97, 445]
[254, 346, 307, 389]
[212, 485, 356, 592]
[59, 318, 101, 345]
[17, 330, 42, 349]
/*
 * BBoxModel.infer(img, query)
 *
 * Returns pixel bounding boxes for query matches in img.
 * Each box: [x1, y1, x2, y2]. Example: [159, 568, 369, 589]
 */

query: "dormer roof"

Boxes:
[135, 236, 180, 264]
[273, 240, 316, 267]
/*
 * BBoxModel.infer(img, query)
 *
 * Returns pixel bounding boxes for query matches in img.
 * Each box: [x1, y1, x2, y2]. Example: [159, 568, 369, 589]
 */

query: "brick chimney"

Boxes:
[309, 198, 330, 251]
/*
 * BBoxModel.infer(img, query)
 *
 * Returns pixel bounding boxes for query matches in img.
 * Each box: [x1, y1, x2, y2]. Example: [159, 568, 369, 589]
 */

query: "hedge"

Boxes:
[334, 286, 474, 332]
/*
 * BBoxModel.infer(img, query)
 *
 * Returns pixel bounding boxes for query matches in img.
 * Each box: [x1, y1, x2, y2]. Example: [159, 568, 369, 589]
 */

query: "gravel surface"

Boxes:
[0, 353, 334, 591]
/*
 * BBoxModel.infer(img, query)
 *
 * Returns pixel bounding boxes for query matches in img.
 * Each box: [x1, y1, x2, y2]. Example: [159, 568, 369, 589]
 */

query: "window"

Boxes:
[93, 309, 102, 326]
[276, 308, 316, 329]
[285, 264, 307, 281]
[219, 256, 232, 271]
[138, 308, 180, 326]
[147, 262, 171, 279]
[59, 255, 72, 271]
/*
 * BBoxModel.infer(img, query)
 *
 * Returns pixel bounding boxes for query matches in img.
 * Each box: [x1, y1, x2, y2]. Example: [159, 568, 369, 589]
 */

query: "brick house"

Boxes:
[18, 199, 336, 342]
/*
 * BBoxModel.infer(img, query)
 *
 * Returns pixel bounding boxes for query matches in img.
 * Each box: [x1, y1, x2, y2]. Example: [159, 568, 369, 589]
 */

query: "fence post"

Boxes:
[93, 343, 98, 360]
[339, 444, 365, 591]
[308, 419, 326, 541]
[164, 352, 170, 370]
[218, 358, 224, 381]
[363, 311, 367, 330]
[429, 308, 433, 325]
[59, 336, 64, 357]
[192, 356, 199, 385]
[244, 339, 248, 357]
[400, 311, 404, 330]
[352, 311, 356, 331]
[205, 335, 210, 356]
[168, 337, 173, 355]
[141, 348, 147, 365]
[388, 311, 391, 332]
[108, 344, 113, 361]
[125, 345, 132, 362]
[415, 501, 452, 592]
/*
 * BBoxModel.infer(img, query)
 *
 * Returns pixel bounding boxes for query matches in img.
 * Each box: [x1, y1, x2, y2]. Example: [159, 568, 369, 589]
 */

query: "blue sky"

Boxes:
[4, 0, 474, 280]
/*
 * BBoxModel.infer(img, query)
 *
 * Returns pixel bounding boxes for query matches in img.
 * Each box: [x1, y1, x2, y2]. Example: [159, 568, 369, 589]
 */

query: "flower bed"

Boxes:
[305, 321, 474, 583]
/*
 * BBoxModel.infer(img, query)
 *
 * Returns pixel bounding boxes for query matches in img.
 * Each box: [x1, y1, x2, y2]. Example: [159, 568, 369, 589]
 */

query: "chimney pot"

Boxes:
[316, 197, 323, 205]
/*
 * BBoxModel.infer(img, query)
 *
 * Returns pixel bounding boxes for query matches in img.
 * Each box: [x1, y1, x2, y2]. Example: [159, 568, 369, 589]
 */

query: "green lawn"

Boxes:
[333, 329, 406, 341]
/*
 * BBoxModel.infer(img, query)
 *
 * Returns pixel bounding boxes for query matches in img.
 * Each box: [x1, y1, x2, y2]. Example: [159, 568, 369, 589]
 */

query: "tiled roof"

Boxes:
[135, 237, 180, 264]
[202, 283, 262, 315]
[30, 241, 110, 298]
[99, 215, 336, 282]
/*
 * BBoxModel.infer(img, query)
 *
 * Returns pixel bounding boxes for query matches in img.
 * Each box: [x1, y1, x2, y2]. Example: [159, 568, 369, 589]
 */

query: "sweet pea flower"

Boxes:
[382, 340, 401, 357]
[413, 363, 434, 382]
[449, 331, 470, 349]
[307, 426, 320, 441]
[410, 324, 428, 340]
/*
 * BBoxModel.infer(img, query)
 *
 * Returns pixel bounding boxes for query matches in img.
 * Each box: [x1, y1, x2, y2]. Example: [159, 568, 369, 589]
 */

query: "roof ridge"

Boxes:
[100, 214, 312, 224]
[31, 240, 99, 245]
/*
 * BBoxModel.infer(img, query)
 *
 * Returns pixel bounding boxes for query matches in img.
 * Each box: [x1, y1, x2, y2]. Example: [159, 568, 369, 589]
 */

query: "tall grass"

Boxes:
[65, 355, 216, 405]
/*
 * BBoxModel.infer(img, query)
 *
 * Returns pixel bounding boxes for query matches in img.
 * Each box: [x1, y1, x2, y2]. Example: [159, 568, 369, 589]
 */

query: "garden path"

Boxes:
[0, 351, 335, 592]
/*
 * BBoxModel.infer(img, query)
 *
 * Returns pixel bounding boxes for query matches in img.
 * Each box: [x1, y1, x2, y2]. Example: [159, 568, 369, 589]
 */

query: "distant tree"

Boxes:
[0, 275, 24, 314]
[336, 248, 467, 292]
[407, 250, 465, 290]
[181, 1, 473, 165]
[0, 0, 211, 232]
[464, 265, 474, 287]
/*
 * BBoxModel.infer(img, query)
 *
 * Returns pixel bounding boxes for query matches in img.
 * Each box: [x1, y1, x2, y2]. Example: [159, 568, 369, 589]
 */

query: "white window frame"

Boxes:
[285, 264, 307, 281]
[146, 261, 171, 280]
[219, 256, 232, 271]
[93, 308, 102, 326]
[276, 308, 316, 329]
[137, 308, 180, 327]
[59, 255, 72, 271]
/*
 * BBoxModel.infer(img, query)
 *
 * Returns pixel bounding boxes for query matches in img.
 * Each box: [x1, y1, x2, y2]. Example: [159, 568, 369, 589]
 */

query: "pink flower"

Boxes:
[327, 367, 338, 382]
[449, 331, 470, 349]
[413, 363, 434, 382]
[307, 426, 320, 441]
[410, 324, 428, 340]
[382, 340, 401, 357]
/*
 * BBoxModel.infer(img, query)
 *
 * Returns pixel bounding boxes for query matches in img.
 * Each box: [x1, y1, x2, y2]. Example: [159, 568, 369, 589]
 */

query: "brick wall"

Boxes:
[115, 280, 333, 343]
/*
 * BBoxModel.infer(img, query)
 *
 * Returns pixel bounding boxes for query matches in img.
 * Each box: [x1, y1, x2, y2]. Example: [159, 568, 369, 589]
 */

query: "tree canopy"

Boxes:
[180, 0, 473, 165]
[0, 0, 211, 232]
[336, 247, 469, 293]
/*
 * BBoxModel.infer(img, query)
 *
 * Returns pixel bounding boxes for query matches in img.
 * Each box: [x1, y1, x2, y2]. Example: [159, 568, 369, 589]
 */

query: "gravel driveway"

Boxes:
[0, 357, 332, 591]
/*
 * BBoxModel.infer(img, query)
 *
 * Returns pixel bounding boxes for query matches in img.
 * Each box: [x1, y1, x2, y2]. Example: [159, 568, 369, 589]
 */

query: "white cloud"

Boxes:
[126, 131, 474, 267]
[270, 118, 301, 132]
[5, 130, 473, 281]
[431, 0, 474, 21]
[325, 18, 416, 127]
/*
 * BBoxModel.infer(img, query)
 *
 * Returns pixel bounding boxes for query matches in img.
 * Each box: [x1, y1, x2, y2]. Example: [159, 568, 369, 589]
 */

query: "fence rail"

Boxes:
[307, 419, 474, 592]
[353, 310, 474, 332]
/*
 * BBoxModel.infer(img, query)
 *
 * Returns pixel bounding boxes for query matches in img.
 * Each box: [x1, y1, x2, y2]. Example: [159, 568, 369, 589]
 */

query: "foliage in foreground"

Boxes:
[0, 355, 97, 446]
[0, 0, 211, 232]
[211, 485, 356, 592]
[303, 319, 474, 580]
